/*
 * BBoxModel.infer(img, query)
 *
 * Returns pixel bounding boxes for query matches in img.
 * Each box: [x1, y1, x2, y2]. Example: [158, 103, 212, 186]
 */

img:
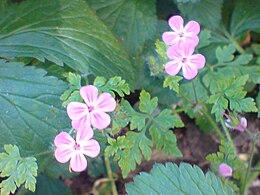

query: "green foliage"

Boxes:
[19, 174, 71, 195]
[175, 0, 223, 29]
[94, 76, 130, 98]
[106, 90, 183, 178]
[163, 75, 183, 93]
[0, 145, 38, 195]
[197, 29, 211, 49]
[126, 162, 235, 194]
[0, 0, 135, 87]
[207, 75, 257, 121]
[0, 60, 69, 174]
[230, 0, 260, 37]
[88, 0, 157, 55]
[60, 73, 82, 107]
[206, 140, 245, 182]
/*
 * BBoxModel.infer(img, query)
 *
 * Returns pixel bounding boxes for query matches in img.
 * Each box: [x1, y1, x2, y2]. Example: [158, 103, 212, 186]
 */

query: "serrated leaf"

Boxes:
[0, 145, 38, 195]
[0, 60, 69, 173]
[89, 0, 157, 54]
[208, 95, 228, 121]
[139, 90, 158, 115]
[126, 162, 235, 194]
[216, 44, 236, 64]
[94, 76, 130, 98]
[230, 0, 260, 37]
[0, 0, 135, 87]
[163, 75, 183, 93]
[175, 0, 223, 29]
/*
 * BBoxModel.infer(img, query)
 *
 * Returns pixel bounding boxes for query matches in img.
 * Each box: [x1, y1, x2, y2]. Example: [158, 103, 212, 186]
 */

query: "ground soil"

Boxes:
[66, 114, 260, 195]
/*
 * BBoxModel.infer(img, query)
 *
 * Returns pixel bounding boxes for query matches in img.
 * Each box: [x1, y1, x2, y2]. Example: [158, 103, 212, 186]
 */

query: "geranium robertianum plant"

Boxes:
[0, 0, 259, 194]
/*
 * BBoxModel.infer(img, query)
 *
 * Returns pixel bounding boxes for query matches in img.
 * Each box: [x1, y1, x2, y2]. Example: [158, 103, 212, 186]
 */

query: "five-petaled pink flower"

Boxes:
[54, 126, 100, 172]
[218, 163, 233, 177]
[67, 85, 116, 130]
[162, 15, 200, 47]
[165, 43, 205, 80]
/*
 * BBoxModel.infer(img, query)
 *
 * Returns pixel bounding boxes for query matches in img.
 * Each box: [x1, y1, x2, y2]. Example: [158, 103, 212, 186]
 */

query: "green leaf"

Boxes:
[163, 76, 183, 93]
[0, 145, 38, 195]
[216, 44, 236, 64]
[20, 174, 71, 195]
[197, 29, 211, 49]
[0, 60, 69, 172]
[89, 0, 157, 55]
[230, 0, 260, 37]
[0, 0, 135, 87]
[126, 162, 235, 194]
[175, 0, 223, 29]
[94, 76, 130, 98]
[139, 90, 158, 115]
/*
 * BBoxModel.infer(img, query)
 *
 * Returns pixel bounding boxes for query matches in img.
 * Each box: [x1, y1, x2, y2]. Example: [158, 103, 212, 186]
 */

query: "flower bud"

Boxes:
[225, 116, 247, 132]
[218, 163, 233, 177]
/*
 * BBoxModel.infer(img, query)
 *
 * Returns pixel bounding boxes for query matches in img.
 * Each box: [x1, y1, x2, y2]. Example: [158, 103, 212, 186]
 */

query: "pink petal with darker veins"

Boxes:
[162, 32, 179, 45]
[55, 147, 74, 163]
[188, 54, 206, 69]
[54, 132, 75, 147]
[81, 139, 100, 158]
[76, 125, 94, 143]
[90, 111, 111, 129]
[185, 35, 199, 47]
[95, 93, 116, 112]
[80, 85, 98, 106]
[70, 152, 87, 172]
[67, 102, 88, 121]
[165, 60, 182, 76]
[184, 21, 200, 35]
[168, 15, 184, 32]
[166, 45, 182, 59]
[182, 63, 198, 80]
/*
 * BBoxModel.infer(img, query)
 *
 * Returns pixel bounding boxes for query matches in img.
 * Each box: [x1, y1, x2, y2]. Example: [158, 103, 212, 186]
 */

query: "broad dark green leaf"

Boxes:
[230, 0, 260, 37]
[20, 174, 71, 195]
[0, 0, 135, 87]
[88, 0, 157, 55]
[175, 0, 223, 29]
[0, 60, 69, 169]
[126, 162, 235, 194]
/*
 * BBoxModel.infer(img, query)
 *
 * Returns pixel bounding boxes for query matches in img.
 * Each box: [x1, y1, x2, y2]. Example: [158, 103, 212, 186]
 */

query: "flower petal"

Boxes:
[166, 45, 182, 59]
[81, 139, 101, 158]
[70, 152, 87, 172]
[168, 15, 184, 32]
[54, 132, 75, 147]
[71, 115, 91, 131]
[184, 21, 200, 35]
[162, 32, 179, 45]
[165, 60, 182, 76]
[188, 54, 206, 69]
[95, 93, 116, 112]
[180, 42, 195, 57]
[67, 102, 88, 121]
[76, 125, 94, 143]
[218, 163, 232, 177]
[80, 85, 98, 106]
[55, 147, 73, 163]
[90, 111, 111, 129]
[182, 63, 198, 80]
[185, 35, 199, 47]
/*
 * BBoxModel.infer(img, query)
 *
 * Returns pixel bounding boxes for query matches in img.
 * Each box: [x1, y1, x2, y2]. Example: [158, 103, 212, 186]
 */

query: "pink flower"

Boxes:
[218, 163, 233, 177]
[225, 117, 247, 132]
[67, 85, 116, 130]
[54, 126, 100, 172]
[165, 43, 205, 80]
[162, 15, 200, 47]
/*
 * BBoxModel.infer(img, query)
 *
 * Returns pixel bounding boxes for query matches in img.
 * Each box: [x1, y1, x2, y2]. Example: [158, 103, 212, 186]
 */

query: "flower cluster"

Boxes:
[162, 15, 205, 80]
[54, 85, 116, 172]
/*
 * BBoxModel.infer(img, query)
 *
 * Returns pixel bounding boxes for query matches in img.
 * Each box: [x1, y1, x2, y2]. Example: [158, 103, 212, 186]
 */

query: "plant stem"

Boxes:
[191, 80, 198, 104]
[104, 154, 118, 195]
[240, 134, 257, 195]
[220, 119, 233, 144]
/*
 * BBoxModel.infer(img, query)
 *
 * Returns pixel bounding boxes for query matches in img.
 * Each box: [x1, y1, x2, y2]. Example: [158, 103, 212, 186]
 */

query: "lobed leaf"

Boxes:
[139, 90, 158, 115]
[0, 145, 38, 195]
